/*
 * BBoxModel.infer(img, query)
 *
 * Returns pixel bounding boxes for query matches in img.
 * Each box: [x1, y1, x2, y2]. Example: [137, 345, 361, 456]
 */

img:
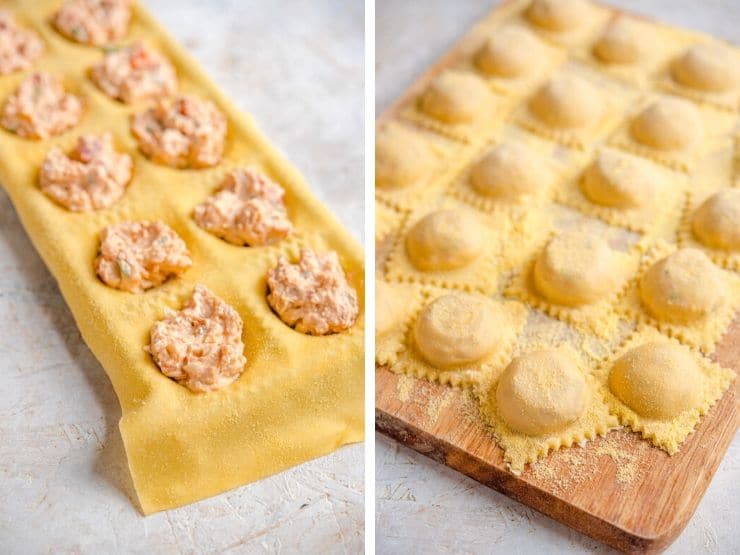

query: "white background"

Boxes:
[375, 1, 739, 554]
[0, 1, 364, 553]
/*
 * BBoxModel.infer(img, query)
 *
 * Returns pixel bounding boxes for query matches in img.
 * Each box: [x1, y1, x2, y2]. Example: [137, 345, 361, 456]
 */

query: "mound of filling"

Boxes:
[267, 247, 359, 335]
[193, 168, 293, 246]
[0, 10, 43, 75]
[1, 72, 82, 139]
[53, 0, 131, 46]
[91, 41, 177, 104]
[40, 133, 132, 211]
[147, 285, 247, 393]
[131, 94, 227, 168]
[95, 220, 192, 293]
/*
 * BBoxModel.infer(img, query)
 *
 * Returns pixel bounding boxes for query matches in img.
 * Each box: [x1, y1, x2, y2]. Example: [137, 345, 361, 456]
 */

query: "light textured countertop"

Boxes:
[0, 1, 364, 553]
[376, 1, 739, 554]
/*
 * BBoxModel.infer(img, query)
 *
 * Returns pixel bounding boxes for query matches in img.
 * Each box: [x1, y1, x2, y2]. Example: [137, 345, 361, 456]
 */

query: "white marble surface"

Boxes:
[0, 1, 364, 554]
[375, 1, 739, 554]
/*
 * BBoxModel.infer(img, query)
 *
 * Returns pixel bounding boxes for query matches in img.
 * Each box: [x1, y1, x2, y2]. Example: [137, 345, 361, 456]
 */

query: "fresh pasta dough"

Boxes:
[593, 17, 644, 64]
[692, 189, 740, 251]
[405, 209, 485, 271]
[496, 349, 589, 436]
[639, 248, 727, 323]
[413, 293, 501, 369]
[526, 0, 587, 32]
[608, 342, 703, 419]
[376, 280, 401, 336]
[419, 70, 492, 124]
[529, 74, 602, 129]
[580, 150, 659, 208]
[533, 232, 621, 306]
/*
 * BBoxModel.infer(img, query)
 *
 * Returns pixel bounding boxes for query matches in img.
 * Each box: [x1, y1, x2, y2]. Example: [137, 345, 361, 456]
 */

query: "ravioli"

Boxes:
[580, 149, 659, 209]
[672, 44, 739, 93]
[630, 97, 702, 151]
[608, 341, 702, 420]
[475, 26, 546, 78]
[691, 189, 740, 251]
[526, 0, 587, 32]
[593, 17, 644, 64]
[639, 248, 727, 324]
[496, 349, 589, 436]
[413, 292, 501, 369]
[375, 121, 436, 190]
[471, 141, 552, 199]
[529, 74, 602, 130]
[419, 70, 492, 124]
[405, 209, 485, 271]
[533, 232, 621, 306]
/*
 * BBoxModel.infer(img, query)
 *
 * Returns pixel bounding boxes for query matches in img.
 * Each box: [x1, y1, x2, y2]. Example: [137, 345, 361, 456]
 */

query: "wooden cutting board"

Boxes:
[375, 2, 739, 552]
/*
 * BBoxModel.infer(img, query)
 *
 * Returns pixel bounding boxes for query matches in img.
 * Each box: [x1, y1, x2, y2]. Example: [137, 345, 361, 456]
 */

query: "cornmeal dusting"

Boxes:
[1, 72, 82, 139]
[91, 41, 177, 103]
[147, 285, 246, 393]
[131, 94, 227, 168]
[54, 0, 131, 46]
[267, 247, 359, 335]
[95, 220, 192, 293]
[0, 10, 43, 75]
[40, 133, 132, 211]
[193, 168, 293, 246]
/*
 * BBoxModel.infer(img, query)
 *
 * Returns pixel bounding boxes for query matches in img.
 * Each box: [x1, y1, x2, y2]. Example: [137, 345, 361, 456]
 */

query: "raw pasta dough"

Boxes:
[419, 70, 493, 124]
[692, 189, 740, 251]
[405, 209, 485, 271]
[529, 74, 603, 130]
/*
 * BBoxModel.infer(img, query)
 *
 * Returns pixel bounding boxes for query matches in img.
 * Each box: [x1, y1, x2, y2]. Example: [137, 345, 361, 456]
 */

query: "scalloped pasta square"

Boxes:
[375, 120, 472, 211]
[656, 40, 740, 112]
[400, 68, 510, 143]
[389, 288, 528, 389]
[596, 326, 735, 454]
[505, 230, 640, 338]
[515, 64, 638, 150]
[449, 125, 587, 213]
[678, 188, 740, 272]
[376, 280, 425, 367]
[608, 93, 736, 172]
[615, 240, 740, 353]
[376, 200, 406, 243]
[476, 344, 619, 471]
[461, 23, 565, 98]
[555, 147, 687, 234]
[572, 15, 688, 89]
[514, 0, 611, 49]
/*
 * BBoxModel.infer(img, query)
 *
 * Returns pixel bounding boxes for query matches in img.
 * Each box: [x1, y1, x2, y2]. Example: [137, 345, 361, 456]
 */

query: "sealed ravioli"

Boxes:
[661, 43, 740, 111]
[598, 327, 734, 454]
[556, 148, 685, 233]
[1, 72, 83, 139]
[521, 0, 609, 48]
[679, 188, 740, 271]
[403, 69, 503, 142]
[506, 231, 637, 337]
[0, 10, 42, 75]
[617, 241, 740, 352]
[40, 133, 132, 212]
[478, 345, 617, 471]
[390, 289, 527, 388]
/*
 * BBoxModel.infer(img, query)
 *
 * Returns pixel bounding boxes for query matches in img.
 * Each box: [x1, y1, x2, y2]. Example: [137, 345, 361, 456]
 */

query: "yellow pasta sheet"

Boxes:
[0, 1, 364, 514]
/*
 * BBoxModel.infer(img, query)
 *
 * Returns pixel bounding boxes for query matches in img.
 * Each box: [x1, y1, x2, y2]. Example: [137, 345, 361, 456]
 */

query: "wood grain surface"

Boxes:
[375, 1, 739, 552]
